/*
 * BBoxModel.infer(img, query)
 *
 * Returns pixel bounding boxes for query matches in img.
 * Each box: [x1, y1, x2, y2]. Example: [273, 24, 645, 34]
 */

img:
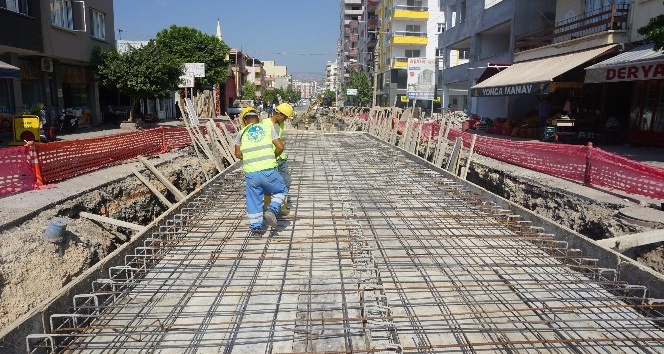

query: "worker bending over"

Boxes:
[234, 107, 287, 236]
[263, 102, 294, 187]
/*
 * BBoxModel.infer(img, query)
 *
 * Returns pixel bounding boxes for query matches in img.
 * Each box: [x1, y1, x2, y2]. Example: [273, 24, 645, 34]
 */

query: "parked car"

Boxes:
[226, 100, 254, 118]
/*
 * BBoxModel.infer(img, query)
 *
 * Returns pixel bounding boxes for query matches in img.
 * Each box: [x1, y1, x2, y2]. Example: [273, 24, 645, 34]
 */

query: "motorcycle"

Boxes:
[55, 109, 79, 134]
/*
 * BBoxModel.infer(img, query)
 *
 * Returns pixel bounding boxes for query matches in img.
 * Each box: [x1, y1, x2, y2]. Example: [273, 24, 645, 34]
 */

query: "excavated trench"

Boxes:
[0, 149, 213, 331]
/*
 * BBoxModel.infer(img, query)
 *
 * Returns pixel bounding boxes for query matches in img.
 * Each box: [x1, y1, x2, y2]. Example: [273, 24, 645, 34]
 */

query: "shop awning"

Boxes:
[476, 63, 511, 84]
[0, 60, 20, 79]
[585, 43, 664, 83]
[471, 45, 617, 97]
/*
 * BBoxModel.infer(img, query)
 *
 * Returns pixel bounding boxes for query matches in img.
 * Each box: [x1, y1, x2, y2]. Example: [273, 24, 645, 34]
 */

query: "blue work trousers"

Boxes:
[245, 169, 288, 229]
[277, 158, 291, 188]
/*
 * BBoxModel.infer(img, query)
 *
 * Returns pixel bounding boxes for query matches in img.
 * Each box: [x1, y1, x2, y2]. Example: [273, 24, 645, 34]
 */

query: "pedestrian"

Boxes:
[234, 107, 287, 236]
[267, 103, 273, 117]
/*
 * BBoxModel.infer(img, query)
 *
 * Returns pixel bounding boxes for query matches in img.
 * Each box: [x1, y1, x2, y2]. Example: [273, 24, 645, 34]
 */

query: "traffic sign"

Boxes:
[346, 88, 358, 95]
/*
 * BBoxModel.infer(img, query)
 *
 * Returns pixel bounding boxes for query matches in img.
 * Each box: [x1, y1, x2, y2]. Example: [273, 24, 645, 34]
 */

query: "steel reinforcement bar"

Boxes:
[21, 131, 664, 353]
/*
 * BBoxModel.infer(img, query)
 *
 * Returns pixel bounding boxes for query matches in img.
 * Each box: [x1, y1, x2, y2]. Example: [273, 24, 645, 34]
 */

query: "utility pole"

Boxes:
[372, 33, 380, 107]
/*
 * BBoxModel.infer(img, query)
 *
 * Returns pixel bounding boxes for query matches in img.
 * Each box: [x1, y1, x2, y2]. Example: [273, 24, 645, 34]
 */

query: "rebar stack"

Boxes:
[27, 131, 664, 353]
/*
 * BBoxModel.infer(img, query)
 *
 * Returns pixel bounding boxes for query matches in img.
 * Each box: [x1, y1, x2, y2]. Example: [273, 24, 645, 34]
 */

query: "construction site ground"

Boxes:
[0, 120, 663, 351]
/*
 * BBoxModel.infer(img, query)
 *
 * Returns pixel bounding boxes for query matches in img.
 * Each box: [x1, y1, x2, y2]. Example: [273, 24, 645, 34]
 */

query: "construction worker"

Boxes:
[263, 102, 294, 187]
[234, 107, 287, 235]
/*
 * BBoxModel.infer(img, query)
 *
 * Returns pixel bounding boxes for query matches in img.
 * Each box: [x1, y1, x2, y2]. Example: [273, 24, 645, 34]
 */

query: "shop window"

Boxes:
[0, 79, 13, 113]
[21, 79, 41, 110]
[629, 82, 643, 130]
[641, 81, 658, 131]
[655, 81, 664, 132]
[90, 8, 106, 40]
[1, 0, 29, 15]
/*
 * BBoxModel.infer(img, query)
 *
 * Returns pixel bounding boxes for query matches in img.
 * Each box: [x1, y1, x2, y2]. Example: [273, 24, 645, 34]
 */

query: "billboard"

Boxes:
[407, 58, 436, 100]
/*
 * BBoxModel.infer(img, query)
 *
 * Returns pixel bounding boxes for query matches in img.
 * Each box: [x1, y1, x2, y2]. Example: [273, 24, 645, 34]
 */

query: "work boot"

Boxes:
[248, 227, 267, 237]
[264, 210, 278, 228]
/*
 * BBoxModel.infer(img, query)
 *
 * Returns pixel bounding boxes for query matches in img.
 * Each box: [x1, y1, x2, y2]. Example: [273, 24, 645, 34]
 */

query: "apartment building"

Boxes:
[326, 60, 340, 95]
[439, 0, 555, 115]
[373, 0, 443, 107]
[338, 0, 363, 103]
[0, 0, 115, 127]
[262, 61, 290, 90]
[246, 56, 265, 99]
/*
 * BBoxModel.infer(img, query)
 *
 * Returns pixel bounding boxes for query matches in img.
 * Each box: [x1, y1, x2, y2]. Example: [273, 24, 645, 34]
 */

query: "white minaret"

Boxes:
[216, 18, 222, 41]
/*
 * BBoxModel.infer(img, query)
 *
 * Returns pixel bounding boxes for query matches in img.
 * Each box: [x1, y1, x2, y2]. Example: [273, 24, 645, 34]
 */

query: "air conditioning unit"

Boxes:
[41, 58, 53, 72]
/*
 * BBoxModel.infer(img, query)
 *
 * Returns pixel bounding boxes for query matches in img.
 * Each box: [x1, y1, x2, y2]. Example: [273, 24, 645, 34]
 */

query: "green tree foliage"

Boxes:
[242, 81, 256, 100]
[638, 2, 664, 51]
[321, 90, 336, 107]
[342, 71, 372, 106]
[91, 42, 181, 121]
[155, 25, 230, 86]
[263, 87, 301, 104]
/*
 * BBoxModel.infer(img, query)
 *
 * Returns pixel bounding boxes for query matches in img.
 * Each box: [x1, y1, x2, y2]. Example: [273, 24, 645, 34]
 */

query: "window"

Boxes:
[91, 9, 106, 39]
[437, 23, 445, 34]
[435, 48, 443, 57]
[405, 50, 421, 58]
[458, 50, 470, 60]
[1, 0, 29, 15]
[51, 0, 73, 29]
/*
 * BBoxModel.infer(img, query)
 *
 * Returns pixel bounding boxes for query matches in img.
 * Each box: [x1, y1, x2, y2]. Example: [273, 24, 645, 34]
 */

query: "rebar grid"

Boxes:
[26, 131, 664, 354]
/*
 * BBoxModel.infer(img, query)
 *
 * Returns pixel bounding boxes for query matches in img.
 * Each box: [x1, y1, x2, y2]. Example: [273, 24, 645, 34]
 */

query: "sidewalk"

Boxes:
[0, 118, 186, 146]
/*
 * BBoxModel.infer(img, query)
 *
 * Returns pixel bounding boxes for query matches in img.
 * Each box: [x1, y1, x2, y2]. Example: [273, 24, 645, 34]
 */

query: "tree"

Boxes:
[321, 90, 336, 107]
[92, 41, 181, 122]
[342, 71, 372, 106]
[242, 81, 256, 100]
[155, 25, 230, 86]
[638, 2, 664, 50]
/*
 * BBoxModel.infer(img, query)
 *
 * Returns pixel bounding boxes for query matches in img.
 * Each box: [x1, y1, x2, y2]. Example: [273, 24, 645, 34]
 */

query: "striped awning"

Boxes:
[585, 43, 664, 83]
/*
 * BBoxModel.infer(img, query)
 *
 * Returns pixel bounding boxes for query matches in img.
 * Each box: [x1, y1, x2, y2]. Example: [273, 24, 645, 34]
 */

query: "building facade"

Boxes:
[439, 0, 555, 115]
[1, 0, 115, 128]
[373, 0, 443, 107]
[339, 0, 363, 104]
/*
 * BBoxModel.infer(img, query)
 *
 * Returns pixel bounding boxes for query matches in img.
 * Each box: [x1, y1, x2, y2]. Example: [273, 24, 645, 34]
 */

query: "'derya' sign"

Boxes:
[585, 61, 664, 83]
[471, 82, 549, 97]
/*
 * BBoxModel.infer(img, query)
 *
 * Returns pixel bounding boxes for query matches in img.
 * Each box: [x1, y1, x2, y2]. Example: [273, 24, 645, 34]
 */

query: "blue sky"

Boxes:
[114, 0, 339, 76]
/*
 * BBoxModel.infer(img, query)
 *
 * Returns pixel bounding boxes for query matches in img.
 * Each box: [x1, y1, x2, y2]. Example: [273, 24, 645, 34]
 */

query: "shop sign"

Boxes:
[588, 61, 664, 83]
[184, 63, 205, 78]
[472, 82, 549, 97]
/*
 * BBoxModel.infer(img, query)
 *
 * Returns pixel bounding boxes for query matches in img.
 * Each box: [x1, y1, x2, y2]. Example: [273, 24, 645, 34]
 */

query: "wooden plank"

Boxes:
[131, 167, 173, 208]
[79, 212, 146, 232]
[137, 156, 187, 201]
[461, 134, 477, 180]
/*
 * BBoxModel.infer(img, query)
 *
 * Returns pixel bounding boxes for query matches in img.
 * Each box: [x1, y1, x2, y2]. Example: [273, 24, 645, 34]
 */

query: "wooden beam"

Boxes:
[131, 167, 173, 208]
[79, 212, 145, 232]
[137, 156, 186, 201]
[596, 229, 664, 252]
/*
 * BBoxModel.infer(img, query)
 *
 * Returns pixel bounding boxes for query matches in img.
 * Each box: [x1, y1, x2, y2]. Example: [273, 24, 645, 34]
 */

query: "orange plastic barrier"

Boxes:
[0, 145, 37, 197]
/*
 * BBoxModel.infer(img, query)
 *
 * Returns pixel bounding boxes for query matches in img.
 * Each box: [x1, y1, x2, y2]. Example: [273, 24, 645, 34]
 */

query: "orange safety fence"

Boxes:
[0, 144, 37, 197]
[395, 120, 664, 200]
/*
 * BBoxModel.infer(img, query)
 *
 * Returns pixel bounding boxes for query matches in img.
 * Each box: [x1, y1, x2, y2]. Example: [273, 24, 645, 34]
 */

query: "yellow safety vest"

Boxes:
[240, 122, 277, 173]
[262, 118, 287, 160]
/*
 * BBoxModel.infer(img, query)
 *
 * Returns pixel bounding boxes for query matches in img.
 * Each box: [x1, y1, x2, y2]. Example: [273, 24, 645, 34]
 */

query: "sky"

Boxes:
[114, 0, 340, 77]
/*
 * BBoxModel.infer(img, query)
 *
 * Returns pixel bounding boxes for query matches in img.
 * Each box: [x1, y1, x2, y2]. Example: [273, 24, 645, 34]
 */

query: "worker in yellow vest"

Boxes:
[263, 102, 293, 187]
[234, 107, 287, 236]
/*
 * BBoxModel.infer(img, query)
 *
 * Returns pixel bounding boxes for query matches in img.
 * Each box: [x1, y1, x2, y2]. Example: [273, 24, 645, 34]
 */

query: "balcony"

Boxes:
[390, 31, 428, 45]
[350, 20, 359, 29]
[392, 57, 409, 68]
[367, 0, 378, 12]
[393, 4, 429, 19]
[515, 3, 629, 53]
[367, 17, 379, 31]
[442, 62, 470, 85]
[348, 48, 359, 58]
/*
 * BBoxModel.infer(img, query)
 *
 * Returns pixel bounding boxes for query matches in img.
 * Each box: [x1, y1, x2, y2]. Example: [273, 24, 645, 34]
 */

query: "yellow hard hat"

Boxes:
[275, 103, 294, 118]
[241, 106, 258, 120]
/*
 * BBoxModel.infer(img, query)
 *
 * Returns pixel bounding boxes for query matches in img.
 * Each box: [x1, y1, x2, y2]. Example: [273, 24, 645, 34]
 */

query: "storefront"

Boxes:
[585, 43, 664, 146]
[60, 64, 93, 126]
[470, 45, 618, 142]
[0, 59, 19, 132]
